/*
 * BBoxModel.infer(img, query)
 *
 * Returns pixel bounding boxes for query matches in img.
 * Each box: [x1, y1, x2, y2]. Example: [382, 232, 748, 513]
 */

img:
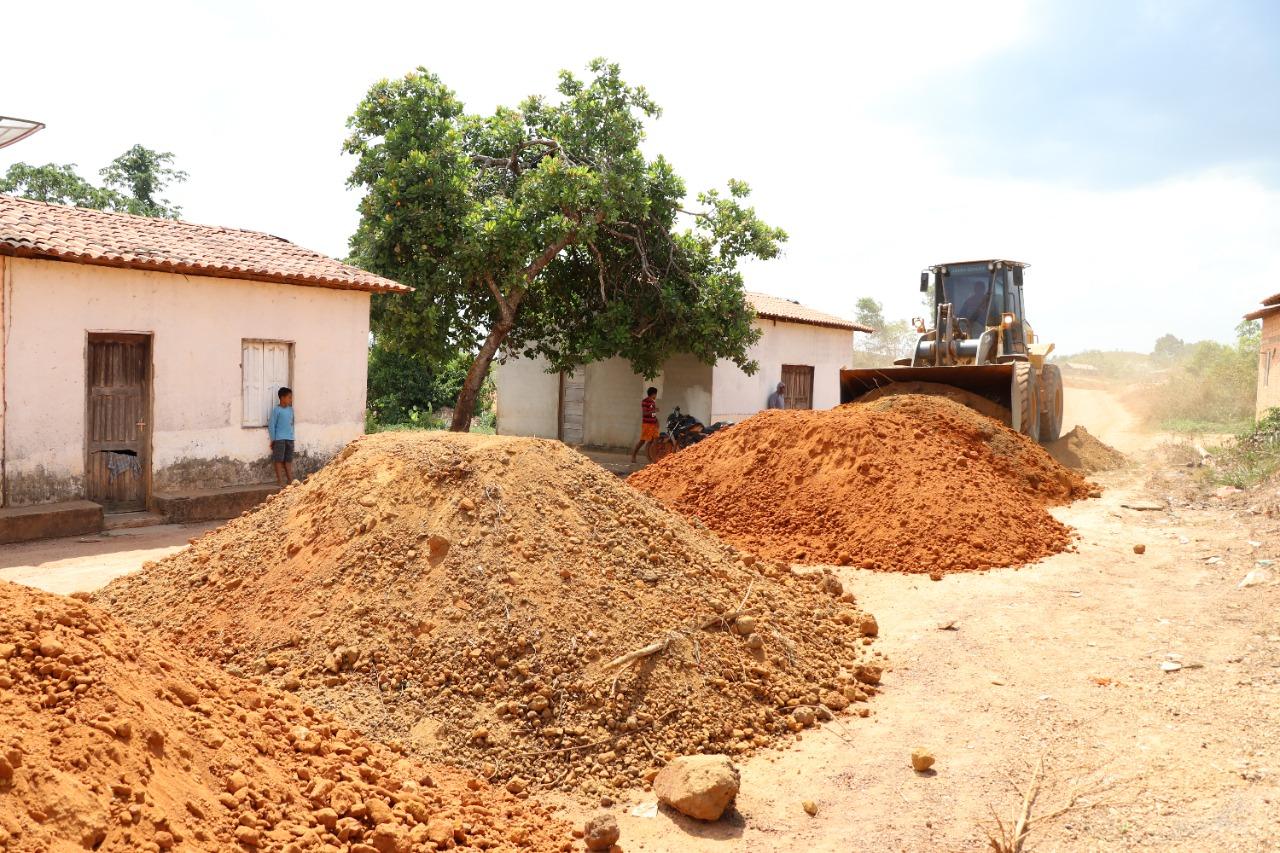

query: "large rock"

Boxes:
[654, 754, 740, 821]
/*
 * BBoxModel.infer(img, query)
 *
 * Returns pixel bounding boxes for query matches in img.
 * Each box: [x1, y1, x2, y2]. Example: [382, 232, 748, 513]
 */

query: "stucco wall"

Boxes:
[2, 257, 370, 506]
[495, 353, 714, 449]
[493, 355, 561, 440]
[1259, 313, 1280, 418]
[711, 319, 853, 422]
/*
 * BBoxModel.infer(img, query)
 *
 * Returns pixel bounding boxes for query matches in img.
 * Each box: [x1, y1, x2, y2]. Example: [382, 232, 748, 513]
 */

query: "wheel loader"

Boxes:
[838, 259, 1064, 442]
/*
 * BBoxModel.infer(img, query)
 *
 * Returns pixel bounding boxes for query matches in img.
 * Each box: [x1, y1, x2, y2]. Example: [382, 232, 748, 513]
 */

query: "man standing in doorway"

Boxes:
[767, 381, 787, 409]
[630, 386, 660, 463]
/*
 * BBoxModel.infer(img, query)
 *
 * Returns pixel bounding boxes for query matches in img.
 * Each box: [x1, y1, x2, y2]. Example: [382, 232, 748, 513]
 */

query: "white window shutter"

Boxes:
[264, 342, 291, 423]
[242, 341, 265, 426]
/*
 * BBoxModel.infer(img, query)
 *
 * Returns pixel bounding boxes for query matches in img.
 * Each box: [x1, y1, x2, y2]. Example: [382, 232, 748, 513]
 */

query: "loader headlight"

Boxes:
[1001, 312, 1016, 327]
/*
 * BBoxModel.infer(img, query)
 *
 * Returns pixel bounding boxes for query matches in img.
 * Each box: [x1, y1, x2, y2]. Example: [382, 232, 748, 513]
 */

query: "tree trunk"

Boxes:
[450, 321, 512, 432]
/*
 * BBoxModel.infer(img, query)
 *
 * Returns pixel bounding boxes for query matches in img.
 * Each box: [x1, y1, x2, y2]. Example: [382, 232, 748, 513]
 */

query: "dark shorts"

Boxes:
[271, 440, 294, 463]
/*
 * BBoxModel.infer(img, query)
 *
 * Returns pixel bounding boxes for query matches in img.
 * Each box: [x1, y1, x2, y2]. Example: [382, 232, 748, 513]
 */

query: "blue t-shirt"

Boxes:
[268, 404, 295, 441]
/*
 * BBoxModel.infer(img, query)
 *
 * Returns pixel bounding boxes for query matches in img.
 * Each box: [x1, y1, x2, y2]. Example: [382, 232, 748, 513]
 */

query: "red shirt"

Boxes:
[641, 396, 657, 425]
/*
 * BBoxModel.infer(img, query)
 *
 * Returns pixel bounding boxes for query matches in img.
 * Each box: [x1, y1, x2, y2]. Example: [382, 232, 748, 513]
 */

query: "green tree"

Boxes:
[0, 145, 187, 219]
[853, 297, 885, 333]
[345, 60, 786, 431]
[1235, 319, 1261, 354]
[1152, 333, 1185, 366]
[0, 162, 122, 208]
[851, 297, 915, 366]
[99, 145, 188, 218]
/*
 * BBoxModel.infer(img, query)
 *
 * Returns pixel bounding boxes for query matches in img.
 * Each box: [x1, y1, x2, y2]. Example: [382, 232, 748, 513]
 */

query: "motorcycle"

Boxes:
[647, 407, 733, 462]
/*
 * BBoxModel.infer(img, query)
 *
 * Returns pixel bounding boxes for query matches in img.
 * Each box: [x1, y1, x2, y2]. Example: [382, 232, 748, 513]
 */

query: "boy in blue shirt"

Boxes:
[268, 386, 295, 486]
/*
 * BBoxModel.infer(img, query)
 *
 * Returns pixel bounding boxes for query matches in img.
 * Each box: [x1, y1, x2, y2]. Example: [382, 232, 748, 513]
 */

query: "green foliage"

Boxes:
[853, 297, 885, 332]
[1140, 322, 1261, 431]
[1151, 333, 1185, 367]
[0, 162, 121, 208]
[366, 345, 490, 425]
[345, 59, 785, 428]
[1206, 407, 1280, 488]
[99, 145, 188, 218]
[849, 297, 916, 367]
[0, 146, 187, 218]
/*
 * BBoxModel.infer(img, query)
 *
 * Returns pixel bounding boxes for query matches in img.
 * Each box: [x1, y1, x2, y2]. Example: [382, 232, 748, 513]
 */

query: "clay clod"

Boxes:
[583, 812, 620, 850]
[654, 754, 741, 821]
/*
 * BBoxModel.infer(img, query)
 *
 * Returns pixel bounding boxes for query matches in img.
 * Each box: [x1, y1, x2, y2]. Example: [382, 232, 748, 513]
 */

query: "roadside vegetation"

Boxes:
[1057, 321, 1261, 435]
[1204, 407, 1280, 488]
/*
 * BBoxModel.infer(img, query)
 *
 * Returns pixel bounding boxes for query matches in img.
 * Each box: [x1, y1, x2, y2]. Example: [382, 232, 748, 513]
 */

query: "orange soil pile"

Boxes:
[629, 394, 1094, 573]
[0, 581, 568, 852]
[1045, 426, 1128, 474]
[98, 433, 878, 798]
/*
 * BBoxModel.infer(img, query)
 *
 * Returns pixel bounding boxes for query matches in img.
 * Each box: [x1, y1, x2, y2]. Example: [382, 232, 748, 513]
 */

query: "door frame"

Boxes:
[84, 331, 154, 511]
[780, 363, 815, 409]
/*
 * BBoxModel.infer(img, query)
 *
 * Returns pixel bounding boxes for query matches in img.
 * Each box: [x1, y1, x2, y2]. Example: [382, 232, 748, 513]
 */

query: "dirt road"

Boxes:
[0, 522, 218, 595]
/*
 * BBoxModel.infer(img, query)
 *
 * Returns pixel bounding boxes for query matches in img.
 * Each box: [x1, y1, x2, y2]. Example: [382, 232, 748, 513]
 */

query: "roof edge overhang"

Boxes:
[0, 246, 412, 294]
[753, 311, 873, 333]
[1244, 303, 1280, 322]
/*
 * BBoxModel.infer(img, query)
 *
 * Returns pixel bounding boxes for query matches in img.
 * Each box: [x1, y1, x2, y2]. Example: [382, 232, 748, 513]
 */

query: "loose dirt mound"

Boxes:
[629, 395, 1094, 573]
[1045, 426, 1128, 473]
[98, 433, 877, 798]
[0, 581, 567, 852]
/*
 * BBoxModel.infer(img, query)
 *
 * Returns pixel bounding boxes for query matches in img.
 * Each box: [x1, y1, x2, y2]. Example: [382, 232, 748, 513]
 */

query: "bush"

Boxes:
[1207, 408, 1280, 488]
[366, 346, 494, 431]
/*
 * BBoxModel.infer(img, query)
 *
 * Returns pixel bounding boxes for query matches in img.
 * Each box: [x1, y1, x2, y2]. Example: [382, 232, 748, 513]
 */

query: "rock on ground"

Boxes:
[654, 754, 741, 821]
[583, 812, 620, 850]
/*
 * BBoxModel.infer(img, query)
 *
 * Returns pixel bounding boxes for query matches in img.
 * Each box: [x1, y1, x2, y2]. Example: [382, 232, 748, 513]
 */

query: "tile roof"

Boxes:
[746, 291, 873, 332]
[0, 194, 408, 293]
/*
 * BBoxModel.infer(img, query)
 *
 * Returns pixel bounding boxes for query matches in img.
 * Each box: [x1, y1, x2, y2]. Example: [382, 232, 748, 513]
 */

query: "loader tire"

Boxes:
[1011, 361, 1040, 442]
[1038, 364, 1064, 443]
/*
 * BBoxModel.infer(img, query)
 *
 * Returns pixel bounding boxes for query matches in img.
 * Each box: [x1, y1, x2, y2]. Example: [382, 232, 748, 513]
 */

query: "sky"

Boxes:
[3, 0, 1278, 354]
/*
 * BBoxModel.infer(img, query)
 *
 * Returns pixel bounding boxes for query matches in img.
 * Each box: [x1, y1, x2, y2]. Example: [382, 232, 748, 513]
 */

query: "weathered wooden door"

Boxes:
[780, 364, 814, 409]
[559, 369, 585, 445]
[86, 334, 151, 511]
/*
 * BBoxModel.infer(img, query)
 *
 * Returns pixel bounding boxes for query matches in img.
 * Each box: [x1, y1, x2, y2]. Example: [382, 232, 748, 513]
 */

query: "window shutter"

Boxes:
[242, 341, 265, 426]
[264, 342, 291, 423]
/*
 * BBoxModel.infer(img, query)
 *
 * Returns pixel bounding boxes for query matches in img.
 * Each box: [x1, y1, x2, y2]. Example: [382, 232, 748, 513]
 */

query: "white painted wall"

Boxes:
[2, 257, 370, 505]
[711, 319, 853, 422]
[494, 351, 711, 449]
[493, 355, 561, 440]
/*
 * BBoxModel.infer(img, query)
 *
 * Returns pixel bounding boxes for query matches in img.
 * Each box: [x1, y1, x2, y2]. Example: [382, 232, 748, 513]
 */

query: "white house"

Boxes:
[1246, 290, 1280, 418]
[0, 194, 407, 541]
[494, 292, 870, 448]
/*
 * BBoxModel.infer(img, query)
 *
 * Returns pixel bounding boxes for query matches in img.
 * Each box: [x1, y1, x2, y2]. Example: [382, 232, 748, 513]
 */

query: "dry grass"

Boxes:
[984, 755, 1127, 853]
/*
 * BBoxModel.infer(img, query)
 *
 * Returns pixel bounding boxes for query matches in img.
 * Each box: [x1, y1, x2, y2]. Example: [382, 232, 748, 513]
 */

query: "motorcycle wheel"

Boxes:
[648, 436, 675, 463]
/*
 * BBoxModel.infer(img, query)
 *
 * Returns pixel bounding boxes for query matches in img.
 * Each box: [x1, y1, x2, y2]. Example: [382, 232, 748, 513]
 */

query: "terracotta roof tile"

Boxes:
[0, 194, 408, 294]
[746, 291, 872, 332]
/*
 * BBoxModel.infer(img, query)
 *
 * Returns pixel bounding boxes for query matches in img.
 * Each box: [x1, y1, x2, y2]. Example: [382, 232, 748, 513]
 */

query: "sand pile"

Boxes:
[98, 432, 878, 797]
[0, 581, 568, 852]
[629, 395, 1094, 573]
[1046, 426, 1127, 474]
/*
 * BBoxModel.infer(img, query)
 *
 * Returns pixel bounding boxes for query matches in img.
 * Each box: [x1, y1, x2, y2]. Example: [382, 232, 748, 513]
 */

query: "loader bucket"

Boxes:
[839, 365, 1016, 413]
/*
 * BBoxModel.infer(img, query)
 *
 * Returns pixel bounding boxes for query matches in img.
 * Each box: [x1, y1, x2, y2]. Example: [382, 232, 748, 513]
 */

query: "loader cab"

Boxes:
[926, 259, 1030, 360]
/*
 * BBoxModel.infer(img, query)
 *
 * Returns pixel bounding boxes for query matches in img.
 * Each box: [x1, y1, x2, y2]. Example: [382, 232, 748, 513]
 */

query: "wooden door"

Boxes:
[559, 369, 585, 445]
[86, 334, 151, 511]
[780, 364, 814, 409]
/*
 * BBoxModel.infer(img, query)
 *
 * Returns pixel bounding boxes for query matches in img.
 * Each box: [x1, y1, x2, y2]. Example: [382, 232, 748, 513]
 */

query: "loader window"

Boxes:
[943, 265, 993, 333]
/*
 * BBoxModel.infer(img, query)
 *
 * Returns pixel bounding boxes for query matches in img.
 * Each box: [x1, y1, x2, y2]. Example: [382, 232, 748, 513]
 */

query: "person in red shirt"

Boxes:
[630, 386, 660, 463]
